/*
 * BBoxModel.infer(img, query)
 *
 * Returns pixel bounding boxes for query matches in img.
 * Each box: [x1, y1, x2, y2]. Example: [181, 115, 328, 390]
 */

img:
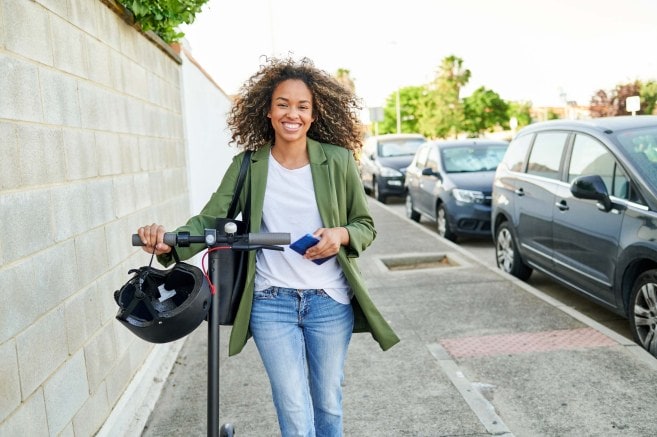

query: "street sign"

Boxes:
[626, 95, 640, 115]
[369, 107, 384, 123]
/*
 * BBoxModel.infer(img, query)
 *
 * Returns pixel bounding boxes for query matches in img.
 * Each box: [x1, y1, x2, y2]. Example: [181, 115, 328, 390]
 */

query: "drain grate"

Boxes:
[380, 254, 459, 271]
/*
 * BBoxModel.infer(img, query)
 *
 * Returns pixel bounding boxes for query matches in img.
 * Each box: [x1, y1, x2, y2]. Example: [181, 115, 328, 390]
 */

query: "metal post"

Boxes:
[208, 248, 222, 437]
[208, 219, 237, 437]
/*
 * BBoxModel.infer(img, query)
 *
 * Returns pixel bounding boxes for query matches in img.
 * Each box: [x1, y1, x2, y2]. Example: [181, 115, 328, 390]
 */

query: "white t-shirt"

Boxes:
[253, 152, 351, 304]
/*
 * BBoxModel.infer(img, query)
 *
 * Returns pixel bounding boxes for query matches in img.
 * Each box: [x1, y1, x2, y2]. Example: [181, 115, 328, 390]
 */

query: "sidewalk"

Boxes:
[139, 199, 657, 436]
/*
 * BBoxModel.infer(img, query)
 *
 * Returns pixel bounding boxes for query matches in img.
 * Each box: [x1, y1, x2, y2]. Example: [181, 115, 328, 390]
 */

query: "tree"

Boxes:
[462, 87, 509, 136]
[589, 89, 615, 118]
[378, 86, 425, 134]
[418, 55, 471, 138]
[335, 68, 355, 93]
[589, 80, 646, 117]
[507, 101, 533, 129]
[641, 80, 657, 115]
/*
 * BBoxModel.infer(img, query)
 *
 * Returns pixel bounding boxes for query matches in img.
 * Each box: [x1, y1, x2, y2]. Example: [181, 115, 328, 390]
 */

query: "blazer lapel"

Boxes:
[308, 139, 339, 227]
[249, 146, 271, 233]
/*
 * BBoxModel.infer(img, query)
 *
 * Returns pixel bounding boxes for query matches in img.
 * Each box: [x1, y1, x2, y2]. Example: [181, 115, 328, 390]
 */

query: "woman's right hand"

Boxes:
[137, 224, 172, 255]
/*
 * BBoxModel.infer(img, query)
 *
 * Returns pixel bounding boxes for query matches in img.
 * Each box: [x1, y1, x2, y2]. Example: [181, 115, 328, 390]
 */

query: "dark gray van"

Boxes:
[491, 116, 657, 357]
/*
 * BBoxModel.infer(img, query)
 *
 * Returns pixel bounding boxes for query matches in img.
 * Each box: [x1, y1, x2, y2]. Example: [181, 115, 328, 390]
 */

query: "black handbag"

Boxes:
[216, 151, 251, 325]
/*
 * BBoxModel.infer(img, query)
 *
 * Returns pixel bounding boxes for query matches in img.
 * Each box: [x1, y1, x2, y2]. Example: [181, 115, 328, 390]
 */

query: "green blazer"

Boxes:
[159, 139, 400, 355]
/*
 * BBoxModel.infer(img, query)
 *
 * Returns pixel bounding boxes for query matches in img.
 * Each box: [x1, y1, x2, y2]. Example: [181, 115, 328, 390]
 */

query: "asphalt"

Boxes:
[138, 198, 657, 437]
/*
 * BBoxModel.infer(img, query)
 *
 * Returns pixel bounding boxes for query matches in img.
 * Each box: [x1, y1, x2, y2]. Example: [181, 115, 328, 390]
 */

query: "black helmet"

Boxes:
[113, 262, 211, 343]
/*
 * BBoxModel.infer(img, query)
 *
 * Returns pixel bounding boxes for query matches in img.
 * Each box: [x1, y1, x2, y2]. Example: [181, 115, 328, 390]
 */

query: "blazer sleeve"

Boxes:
[343, 152, 376, 258]
[157, 152, 246, 266]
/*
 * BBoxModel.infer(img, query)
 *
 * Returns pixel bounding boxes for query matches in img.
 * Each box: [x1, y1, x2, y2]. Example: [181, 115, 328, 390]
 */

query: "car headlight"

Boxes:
[379, 167, 403, 177]
[452, 189, 485, 204]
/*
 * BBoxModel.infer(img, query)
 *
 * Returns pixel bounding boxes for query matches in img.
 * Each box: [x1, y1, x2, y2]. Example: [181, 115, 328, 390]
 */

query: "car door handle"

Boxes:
[555, 200, 569, 211]
[514, 188, 525, 196]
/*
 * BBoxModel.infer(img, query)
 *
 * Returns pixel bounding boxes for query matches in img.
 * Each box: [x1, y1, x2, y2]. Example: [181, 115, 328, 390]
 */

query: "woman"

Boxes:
[137, 56, 399, 436]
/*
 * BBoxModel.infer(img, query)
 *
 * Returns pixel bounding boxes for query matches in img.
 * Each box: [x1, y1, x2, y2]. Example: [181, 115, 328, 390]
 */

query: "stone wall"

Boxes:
[0, 0, 192, 434]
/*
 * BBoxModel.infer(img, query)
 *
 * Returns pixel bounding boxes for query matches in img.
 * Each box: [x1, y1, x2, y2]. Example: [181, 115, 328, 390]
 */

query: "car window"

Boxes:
[426, 147, 439, 172]
[442, 144, 508, 173]
[526, 131, 568, 179]
[615, 127, 657, 195]
[501, 133, 532, 172]
[414, 144, 430, 169]
[568, 134, 629, 199]
[378, 139, 425, 158]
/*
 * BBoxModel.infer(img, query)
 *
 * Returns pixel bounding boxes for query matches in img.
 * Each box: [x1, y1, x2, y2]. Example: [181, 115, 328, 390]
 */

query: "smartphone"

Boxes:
[289, 234, 333, 265]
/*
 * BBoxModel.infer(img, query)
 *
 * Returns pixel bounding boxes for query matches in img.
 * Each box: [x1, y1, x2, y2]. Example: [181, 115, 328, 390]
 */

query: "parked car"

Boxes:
[405, 139, 509, 242]
[359, 133, 427, 203]
[491, 115, 657, 357]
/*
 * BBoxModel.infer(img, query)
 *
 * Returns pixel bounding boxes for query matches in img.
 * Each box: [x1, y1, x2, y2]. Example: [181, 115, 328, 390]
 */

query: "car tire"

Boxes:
[629, 270, 657, 357]
[405, 193, 421, 222]
[373, 178, 387, 203]
[495, 222, 532, 280]
[436, 204, 457, 242]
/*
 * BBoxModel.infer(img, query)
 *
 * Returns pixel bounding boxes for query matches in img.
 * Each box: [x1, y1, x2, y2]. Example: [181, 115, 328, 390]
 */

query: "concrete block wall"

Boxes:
[0, 0, 191, 435]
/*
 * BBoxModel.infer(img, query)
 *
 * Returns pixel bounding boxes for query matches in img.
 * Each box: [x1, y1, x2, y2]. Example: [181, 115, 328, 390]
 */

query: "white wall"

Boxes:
[180, 45, 237, 216]
[0, 0, 191, 435]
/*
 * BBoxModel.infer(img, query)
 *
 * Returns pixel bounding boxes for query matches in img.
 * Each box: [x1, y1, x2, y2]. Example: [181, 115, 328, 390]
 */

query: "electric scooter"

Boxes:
[133, 218, 290, 437]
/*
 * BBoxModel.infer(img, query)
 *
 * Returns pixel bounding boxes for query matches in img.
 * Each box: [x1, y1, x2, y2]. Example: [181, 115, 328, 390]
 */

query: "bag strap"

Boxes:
[227, 151, 252, 219]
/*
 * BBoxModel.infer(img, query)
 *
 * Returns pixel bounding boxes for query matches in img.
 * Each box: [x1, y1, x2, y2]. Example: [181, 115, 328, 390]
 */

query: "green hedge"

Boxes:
[119, 0, 209, 43]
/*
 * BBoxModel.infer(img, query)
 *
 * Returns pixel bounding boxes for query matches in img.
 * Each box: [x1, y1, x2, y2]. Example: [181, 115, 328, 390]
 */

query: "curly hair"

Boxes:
[226, 56, 363, 153]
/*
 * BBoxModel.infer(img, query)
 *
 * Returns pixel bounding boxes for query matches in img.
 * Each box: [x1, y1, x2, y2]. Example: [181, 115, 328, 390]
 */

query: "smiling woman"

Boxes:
[137, 56, 399, 435]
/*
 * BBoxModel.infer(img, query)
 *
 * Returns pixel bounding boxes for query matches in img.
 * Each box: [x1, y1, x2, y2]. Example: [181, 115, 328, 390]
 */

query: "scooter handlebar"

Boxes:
[132, 232, 290, 247]
[131, 232, 179, 246]
[248, 232, 290, 246]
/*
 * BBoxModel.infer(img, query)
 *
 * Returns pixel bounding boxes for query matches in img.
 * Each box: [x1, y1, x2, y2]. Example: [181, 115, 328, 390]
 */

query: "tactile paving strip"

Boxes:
[440, 327, 617, 358]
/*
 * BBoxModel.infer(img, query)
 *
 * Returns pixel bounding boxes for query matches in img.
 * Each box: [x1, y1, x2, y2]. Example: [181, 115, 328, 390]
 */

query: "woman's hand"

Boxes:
[137, 224, 172, 255]
[304, 227, 349, 261]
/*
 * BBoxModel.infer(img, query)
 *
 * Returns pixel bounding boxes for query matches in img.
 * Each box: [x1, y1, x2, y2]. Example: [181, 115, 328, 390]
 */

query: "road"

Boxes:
[384, 198, 633, 342]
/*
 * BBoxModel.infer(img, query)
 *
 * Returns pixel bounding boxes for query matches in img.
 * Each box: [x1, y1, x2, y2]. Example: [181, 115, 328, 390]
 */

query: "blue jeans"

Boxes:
[250, 287, 354, 437]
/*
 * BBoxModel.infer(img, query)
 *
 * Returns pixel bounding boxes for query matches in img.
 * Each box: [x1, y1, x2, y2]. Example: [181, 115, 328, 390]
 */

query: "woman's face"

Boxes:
[267, 79, 315, 146]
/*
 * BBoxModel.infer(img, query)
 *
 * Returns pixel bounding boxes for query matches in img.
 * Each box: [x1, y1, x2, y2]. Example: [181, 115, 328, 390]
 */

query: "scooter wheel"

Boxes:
[220, 423, 235, 437]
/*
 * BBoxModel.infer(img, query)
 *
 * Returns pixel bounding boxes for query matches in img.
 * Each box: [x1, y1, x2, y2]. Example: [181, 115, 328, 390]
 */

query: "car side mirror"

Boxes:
[421, 167, 441, 180]
[570, 175, 612, 212]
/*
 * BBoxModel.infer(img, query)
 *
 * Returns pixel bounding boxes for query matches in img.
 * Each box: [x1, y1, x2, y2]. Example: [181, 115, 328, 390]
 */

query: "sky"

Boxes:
[181, 0, 657, 111]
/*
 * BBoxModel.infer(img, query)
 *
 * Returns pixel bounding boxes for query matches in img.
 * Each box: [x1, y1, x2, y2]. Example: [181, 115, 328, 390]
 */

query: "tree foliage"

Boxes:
[418, 55, 471, 138]
[462, 87, 509, 136]
[119, 0, 209, 43]
[335, 68, 356, 93]
[641, 80, 657, 115]
[589, 80, 653, 117]
[378, 86, 425, 134]
[507, 101, 533, 129]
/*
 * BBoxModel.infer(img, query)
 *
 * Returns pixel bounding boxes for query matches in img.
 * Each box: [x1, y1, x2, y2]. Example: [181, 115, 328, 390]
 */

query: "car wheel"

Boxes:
[495, 222, 532, 280]
[373, 178, 387, 203]
[436, 204, 457, 242]
[405, 193, 420, 222]
[629, 270, 657, 357]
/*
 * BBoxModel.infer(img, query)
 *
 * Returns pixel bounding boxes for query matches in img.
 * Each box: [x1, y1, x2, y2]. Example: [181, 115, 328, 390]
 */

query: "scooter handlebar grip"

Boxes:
[248, 232, 291, 246]
[131, 233, 177, 246]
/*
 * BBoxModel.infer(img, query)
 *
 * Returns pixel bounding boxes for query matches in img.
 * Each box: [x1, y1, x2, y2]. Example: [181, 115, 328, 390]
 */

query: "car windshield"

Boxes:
[441, 145, 508, 173]
[615, 126, 657, 191]
[378, 139, 425, 157]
